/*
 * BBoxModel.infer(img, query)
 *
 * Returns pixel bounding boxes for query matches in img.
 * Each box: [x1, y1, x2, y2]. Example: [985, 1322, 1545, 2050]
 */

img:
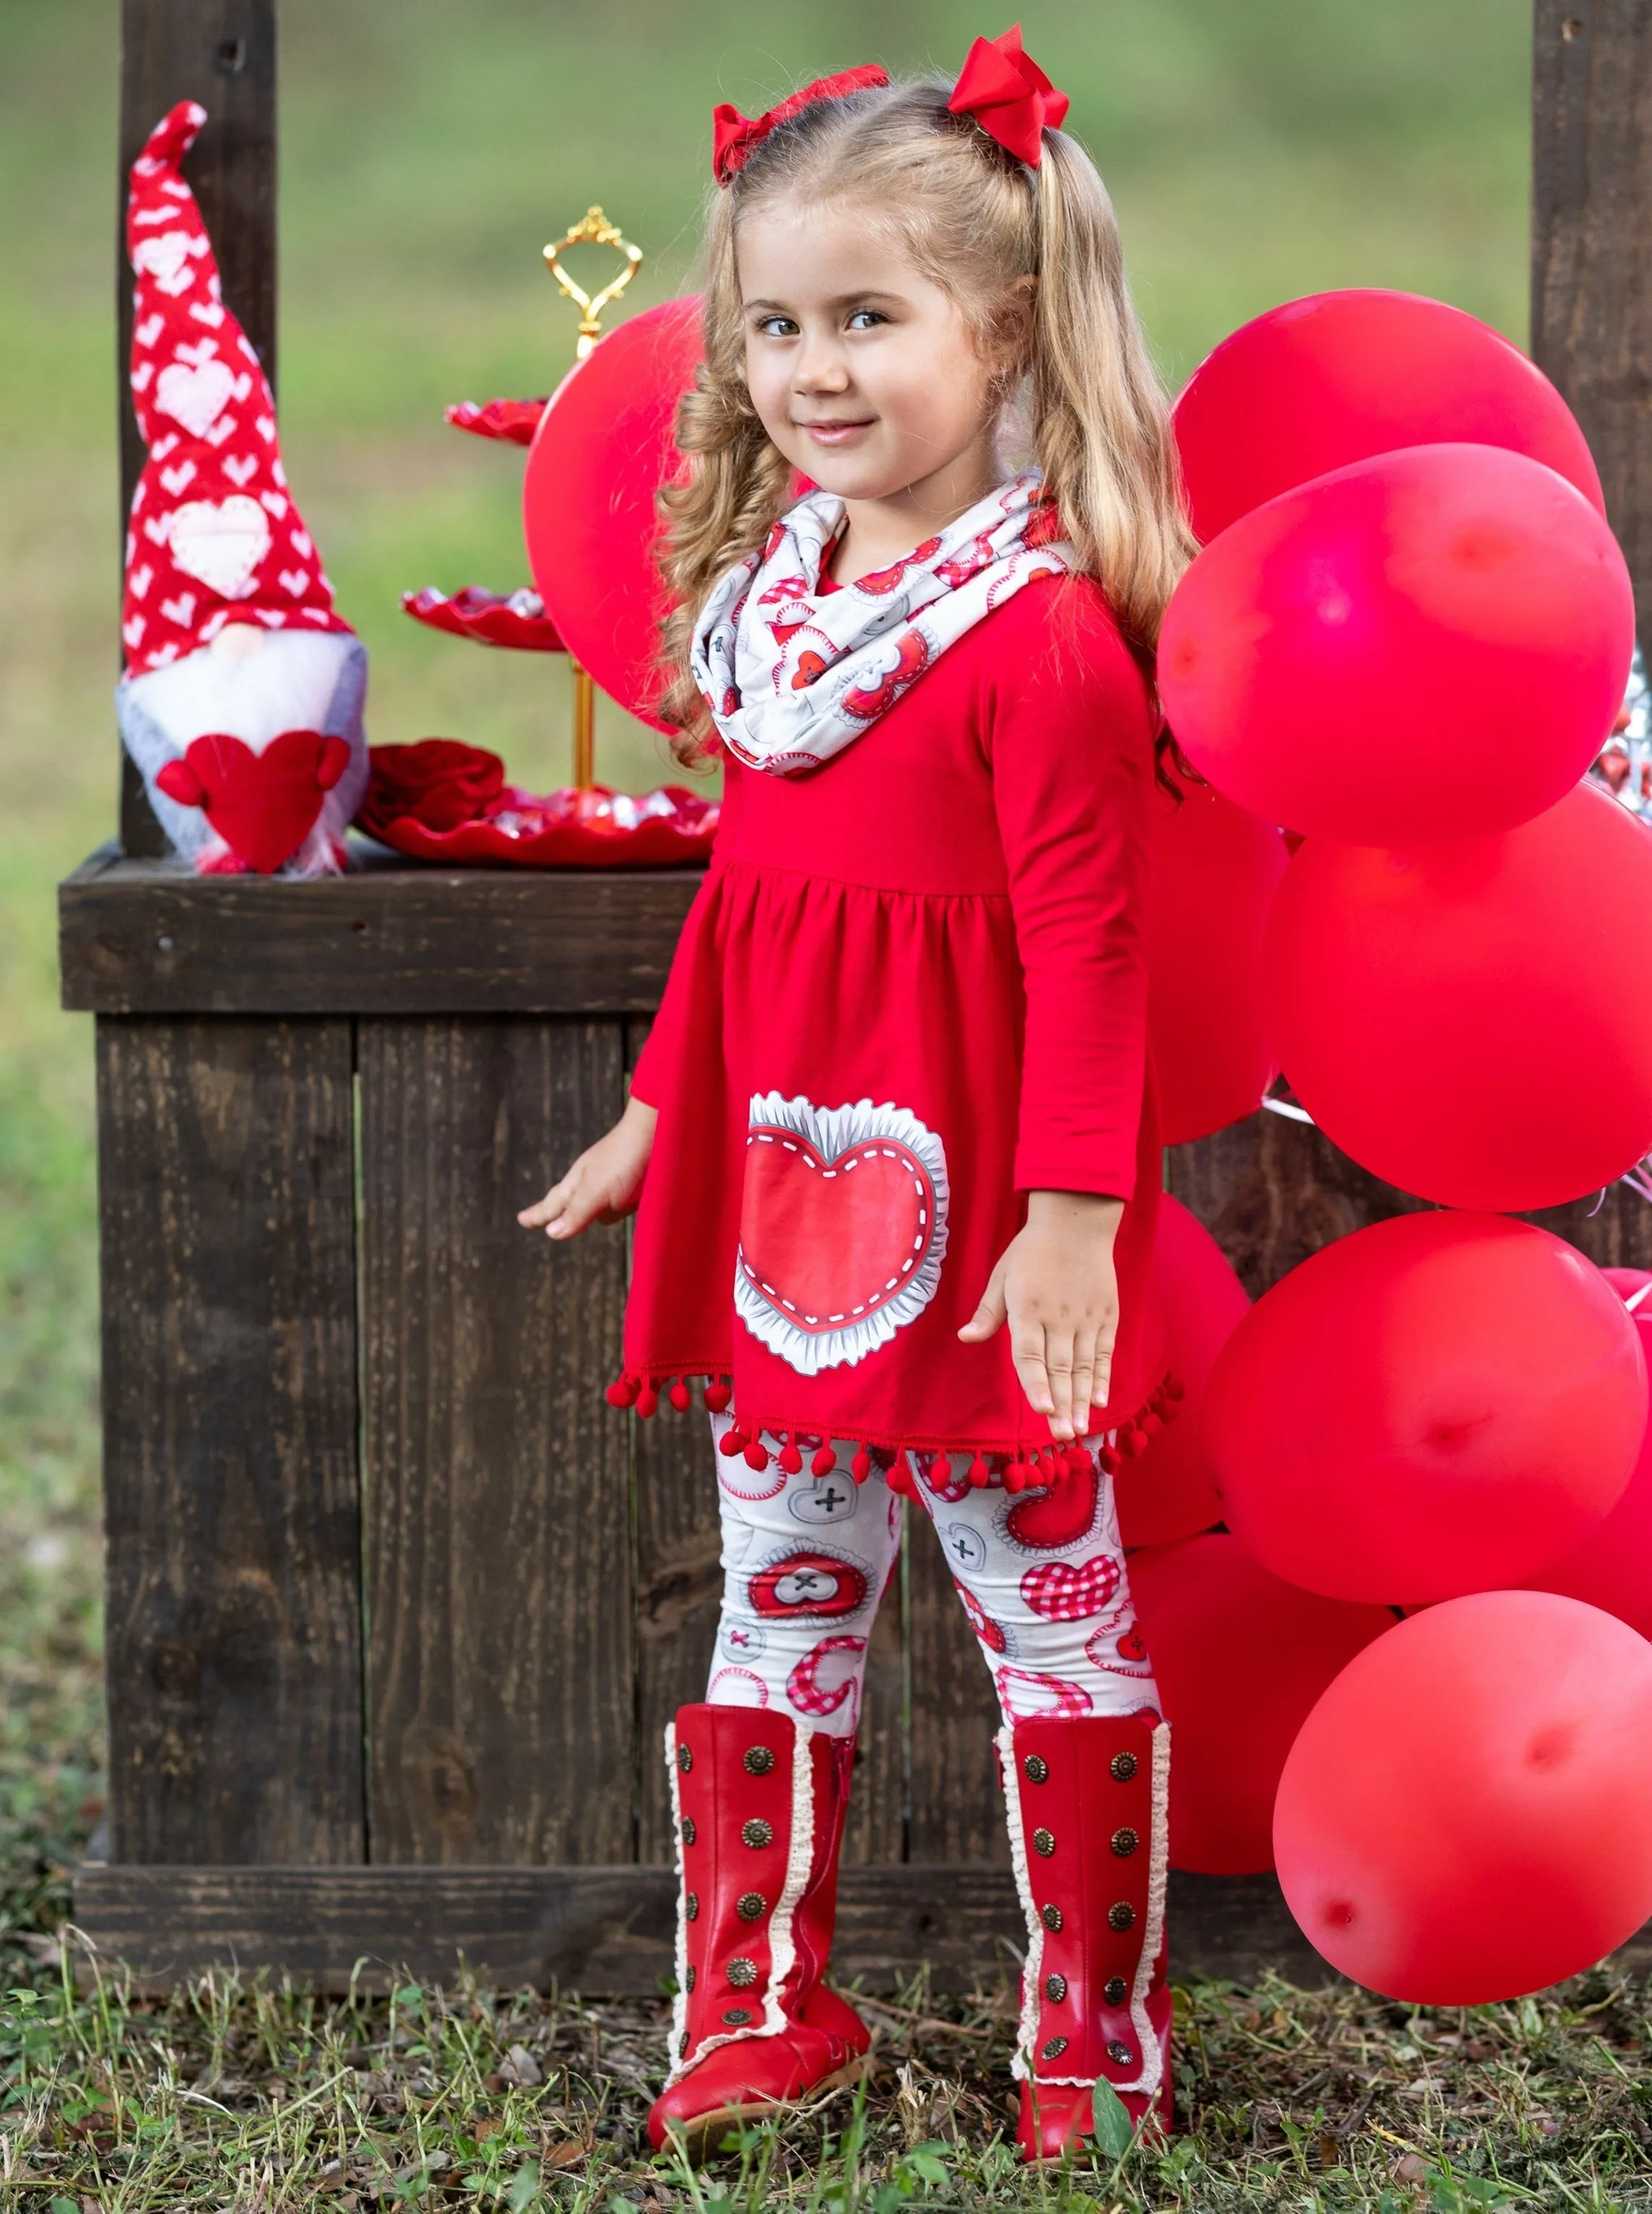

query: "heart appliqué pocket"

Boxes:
[167, 494, 271, 600]
[735, 1094, 949, 1375]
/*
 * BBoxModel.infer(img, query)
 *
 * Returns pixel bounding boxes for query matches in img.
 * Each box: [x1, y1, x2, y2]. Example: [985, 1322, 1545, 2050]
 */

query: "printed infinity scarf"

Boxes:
[691, 469, 1073, 775]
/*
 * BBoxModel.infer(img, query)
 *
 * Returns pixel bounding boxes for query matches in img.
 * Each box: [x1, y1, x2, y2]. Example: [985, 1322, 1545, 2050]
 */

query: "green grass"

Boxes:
[2, 1955, 1651, 2210]
[0, 1, 1597, 2205]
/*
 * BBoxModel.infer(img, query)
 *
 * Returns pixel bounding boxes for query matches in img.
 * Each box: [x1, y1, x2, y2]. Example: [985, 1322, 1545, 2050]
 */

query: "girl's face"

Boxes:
[737, 198, 1010, 512]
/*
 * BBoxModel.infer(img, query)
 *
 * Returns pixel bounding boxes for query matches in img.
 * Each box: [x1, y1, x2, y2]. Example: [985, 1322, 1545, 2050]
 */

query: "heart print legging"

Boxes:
[707, 1413, 1162, 1734]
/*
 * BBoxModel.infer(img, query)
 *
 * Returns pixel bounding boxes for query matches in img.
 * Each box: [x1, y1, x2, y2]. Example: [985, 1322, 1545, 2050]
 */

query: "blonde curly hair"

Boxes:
[656, 72, 1196, 760]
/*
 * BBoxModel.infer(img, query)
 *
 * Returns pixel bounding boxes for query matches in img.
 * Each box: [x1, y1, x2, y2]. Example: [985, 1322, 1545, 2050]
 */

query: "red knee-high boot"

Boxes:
[647, 1704, 872, 2154]
[1000, 1711, 1174, 2161]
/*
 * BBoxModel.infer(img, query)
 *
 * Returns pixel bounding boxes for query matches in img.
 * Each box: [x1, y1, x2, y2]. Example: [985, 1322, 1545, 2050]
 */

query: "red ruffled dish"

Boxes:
[402, 585, 564, 652]
[357, 742, 718, 868]
[444, 397, 547, 446]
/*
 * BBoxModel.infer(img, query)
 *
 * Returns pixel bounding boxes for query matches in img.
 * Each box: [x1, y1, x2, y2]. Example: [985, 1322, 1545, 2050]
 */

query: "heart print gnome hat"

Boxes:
[115, 101, 369, 876]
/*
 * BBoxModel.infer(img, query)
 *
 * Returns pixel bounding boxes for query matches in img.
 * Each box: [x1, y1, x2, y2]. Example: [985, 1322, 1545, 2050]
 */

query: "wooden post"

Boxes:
[116, 0, 277, 856]
[1533, 0, 1652, 642]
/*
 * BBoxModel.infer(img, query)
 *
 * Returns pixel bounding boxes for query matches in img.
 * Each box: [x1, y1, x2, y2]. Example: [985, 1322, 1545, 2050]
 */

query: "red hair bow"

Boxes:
[712, 64, 891, 185]
[948, 25, 1069, 167]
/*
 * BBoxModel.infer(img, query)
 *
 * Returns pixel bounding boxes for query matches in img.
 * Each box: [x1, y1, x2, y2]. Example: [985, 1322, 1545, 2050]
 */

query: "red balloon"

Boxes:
[1115, 1196, 1248, 1547]
[524, 297, 702, 731]
[1521, 1277, 1652, 1638]
[1147, 782, 1287, 1144]
[1264, 783, 1652, 1211]
[1159, 443, 1633, 845]
[1204, 1210, 1647, 1604]
[1173, 289, 1604, 545]
[1129, 1535, 1393, 1873]
[1274, 1591, 1652, 2002]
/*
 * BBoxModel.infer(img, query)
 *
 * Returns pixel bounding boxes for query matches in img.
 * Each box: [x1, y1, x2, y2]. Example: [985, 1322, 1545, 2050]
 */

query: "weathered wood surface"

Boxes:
[97, 1016, 362, 1862]
[119, 0, 278, 858]
[1169, 1109, 1652, 1298]
[1533, 0, 1652, 639]
[358, 1017, 634, 1864]
[70, 1863, 1353, 1996]
[59, 851, 703, 1016]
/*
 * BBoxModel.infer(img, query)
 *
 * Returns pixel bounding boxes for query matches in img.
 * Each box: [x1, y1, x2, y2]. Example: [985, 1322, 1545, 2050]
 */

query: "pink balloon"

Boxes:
[1147, 782, 1287, 1144]
[1173, 289, 1604, 545]
[1264, 783, 1652, 1211]
[1159, 443, 1633, 845]
[1115, 1196, 1247, 1548]
[1204, 1209, 1648, 1604]
[1129, 1535, 1393, 1874]
[524, 297, 702, 731]
[1522, 1276, 1652, 1637]
[1275, 1591, 1652, 2002]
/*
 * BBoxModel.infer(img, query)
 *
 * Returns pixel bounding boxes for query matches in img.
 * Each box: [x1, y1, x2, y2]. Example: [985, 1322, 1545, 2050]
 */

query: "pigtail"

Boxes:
[1029, 131, 1198, 667]
[656, 195, 793, 762]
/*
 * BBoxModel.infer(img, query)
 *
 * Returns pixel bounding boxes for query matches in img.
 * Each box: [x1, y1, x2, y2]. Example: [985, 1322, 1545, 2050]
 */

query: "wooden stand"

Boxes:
[61, 1, 1652, 1993]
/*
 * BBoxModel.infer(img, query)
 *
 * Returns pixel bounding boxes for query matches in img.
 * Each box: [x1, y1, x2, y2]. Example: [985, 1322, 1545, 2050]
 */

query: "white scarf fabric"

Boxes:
[691, 469, 1073, 775]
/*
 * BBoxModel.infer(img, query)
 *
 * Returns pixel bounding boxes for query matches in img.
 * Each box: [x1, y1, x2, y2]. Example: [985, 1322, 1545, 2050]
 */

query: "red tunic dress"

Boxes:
[621, 571, 1167, 1465]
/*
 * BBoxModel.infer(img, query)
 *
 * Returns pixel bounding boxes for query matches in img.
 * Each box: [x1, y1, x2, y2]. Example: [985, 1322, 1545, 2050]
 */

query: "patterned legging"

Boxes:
[707, 1413, 1162, 1735]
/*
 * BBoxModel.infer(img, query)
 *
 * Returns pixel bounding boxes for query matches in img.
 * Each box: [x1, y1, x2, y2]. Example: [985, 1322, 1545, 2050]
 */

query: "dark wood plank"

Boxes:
[73, 1862, 1389, 1994]
[1532, 0, 1652, 636]
[840, 1582, 907, 1867]
[359, 1017, 634, 1864]
[1170, 1110, 1652, 1298]
[59, 853, 703, 1016]
[906, 1512, 1009, 1866]
[626, 1019, 727, 1862]
[97, 1016, 362, 1862]
[1167, 1110, 1426, 1298]
[119, 0, 278, 857]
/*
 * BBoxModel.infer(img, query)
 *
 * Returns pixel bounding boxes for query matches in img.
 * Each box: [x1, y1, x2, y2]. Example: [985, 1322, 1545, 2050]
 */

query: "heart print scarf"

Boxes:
[691, 469, 1073, 775]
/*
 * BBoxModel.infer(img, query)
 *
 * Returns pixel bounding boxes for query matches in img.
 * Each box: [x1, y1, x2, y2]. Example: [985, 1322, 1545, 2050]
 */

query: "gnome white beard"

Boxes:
[118, 623, 370, 876]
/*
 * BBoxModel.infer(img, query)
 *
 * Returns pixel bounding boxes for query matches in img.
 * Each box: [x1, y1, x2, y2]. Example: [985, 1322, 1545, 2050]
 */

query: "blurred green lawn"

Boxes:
[0, 0, 1529, 1899]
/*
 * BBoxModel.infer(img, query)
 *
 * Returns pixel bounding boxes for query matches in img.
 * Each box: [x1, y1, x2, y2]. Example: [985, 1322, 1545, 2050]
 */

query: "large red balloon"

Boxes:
[1173, 289, 1604, 545]
[524, 297, 702, 731]
[1147, 783, 1287, 1144]
[1204, 1210, 1647, 1604]
[1274, 1591, 1652, 2002]
[1159, 443, 1633, 845]
[1129, 1535, 1392, 1873]
[1264, 783, 1652, 1211]
[1521, 1272, 1652, 1638]
[1115, 1196, 1247, 1547]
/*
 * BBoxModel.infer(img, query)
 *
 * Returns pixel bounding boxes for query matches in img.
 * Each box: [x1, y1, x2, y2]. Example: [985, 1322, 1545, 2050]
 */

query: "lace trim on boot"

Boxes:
[997, 1721, 1044, 2085]
[665, 1721, 691, 2085]
[1118, 1719, 1172, 2103]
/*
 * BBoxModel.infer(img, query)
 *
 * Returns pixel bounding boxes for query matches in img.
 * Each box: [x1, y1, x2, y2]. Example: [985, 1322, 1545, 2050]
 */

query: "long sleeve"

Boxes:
[987, 584, 1155, 1197]
[629, 758, 738, 1107]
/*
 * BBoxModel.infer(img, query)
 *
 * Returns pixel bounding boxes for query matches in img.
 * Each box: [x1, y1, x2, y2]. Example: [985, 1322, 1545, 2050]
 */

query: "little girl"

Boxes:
[521, 29, 1193, 2163]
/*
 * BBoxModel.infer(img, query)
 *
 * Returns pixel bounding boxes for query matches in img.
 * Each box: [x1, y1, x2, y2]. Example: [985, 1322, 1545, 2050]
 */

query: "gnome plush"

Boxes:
[116, 102, 369, 875]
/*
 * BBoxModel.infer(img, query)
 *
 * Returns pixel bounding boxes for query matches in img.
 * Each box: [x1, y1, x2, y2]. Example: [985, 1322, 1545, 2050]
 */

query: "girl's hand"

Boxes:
[517, 1095, 658, 1240]
[957, 1191, 1124, 1439]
